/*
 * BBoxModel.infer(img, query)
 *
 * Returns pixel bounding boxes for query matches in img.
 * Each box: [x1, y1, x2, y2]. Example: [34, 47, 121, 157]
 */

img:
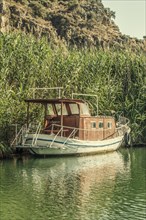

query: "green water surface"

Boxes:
[0, 148, 146, 220]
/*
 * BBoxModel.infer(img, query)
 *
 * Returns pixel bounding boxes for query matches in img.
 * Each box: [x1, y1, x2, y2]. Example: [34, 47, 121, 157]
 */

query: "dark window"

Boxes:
[107, 122, 112, 128]
[91, 122, 96, 128]
[99, 122, 103, 128]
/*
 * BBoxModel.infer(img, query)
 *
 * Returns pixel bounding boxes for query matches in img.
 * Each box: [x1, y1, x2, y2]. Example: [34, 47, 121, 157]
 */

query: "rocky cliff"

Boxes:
[0, 0, 146, 52]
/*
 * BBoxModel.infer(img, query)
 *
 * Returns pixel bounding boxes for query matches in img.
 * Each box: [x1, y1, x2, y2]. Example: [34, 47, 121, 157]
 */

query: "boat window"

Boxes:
[91, 122, 96, 128]
[99, 122, 103, 128]
[55, 104, 68, 115]
[107, 122, 112, 128]
[47, 104, 54, 115]
[80, 103, 90, 115]
[69, 104, 79, 114]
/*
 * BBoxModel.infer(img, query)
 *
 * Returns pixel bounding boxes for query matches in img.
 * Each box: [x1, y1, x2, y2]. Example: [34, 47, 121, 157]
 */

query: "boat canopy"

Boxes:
[24, 98, 85, 104]
[25, 98, 91, 116]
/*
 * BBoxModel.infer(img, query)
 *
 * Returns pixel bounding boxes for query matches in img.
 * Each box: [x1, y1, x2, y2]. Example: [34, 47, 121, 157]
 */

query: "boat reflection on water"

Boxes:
[20, 151, 130, 219]
[1, 151, 132, 220]
[23, 151, 130, 196]
[1, 148, 145, 220]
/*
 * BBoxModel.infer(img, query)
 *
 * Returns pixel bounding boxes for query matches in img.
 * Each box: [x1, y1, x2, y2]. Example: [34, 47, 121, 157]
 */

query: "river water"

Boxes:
[0, 148, 146, 220]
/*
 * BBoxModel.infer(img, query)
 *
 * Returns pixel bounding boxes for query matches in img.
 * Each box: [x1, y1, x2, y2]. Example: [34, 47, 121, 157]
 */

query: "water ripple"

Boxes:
[0, 149, 146, 220]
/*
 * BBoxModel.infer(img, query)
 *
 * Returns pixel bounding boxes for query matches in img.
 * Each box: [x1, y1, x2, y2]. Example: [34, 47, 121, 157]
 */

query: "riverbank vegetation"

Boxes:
[0, 33, 146, 156]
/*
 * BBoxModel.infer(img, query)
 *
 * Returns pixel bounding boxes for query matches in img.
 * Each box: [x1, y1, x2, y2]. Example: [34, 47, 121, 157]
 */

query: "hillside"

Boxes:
[0, 0, 146, 51]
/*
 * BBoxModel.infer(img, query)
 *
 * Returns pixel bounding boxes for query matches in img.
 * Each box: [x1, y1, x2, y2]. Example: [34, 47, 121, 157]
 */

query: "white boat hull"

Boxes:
[18, 133, 124, 156]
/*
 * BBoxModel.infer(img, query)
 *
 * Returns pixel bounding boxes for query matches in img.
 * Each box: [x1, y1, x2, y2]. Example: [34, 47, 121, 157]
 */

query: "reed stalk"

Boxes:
[0, 32, 145, 153]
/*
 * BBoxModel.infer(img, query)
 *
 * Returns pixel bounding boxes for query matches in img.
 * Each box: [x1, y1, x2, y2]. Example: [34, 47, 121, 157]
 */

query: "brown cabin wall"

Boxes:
[79, 117, 116, 141]
[45, 115, 79, 128]
[44, 115, 116, 140]
[62, 115, 79, 137]
[44, 115, 80, 136]
[63, 115, 79, 128]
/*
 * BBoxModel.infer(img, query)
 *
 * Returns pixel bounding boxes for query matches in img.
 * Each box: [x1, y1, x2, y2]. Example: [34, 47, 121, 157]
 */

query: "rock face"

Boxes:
[0, 0, 10, 32]
[0, 0, 146, 51]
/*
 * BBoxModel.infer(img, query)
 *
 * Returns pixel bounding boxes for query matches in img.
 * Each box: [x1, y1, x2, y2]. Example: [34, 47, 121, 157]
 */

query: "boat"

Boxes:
[12, 88, 131, 156]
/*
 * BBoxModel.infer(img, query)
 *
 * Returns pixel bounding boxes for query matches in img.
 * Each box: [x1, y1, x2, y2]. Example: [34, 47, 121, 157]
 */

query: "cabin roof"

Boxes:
[24, 98, 85, 104]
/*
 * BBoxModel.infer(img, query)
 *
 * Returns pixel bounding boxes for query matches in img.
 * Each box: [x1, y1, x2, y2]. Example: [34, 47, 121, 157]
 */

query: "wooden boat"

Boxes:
[12, 91, 131, 156]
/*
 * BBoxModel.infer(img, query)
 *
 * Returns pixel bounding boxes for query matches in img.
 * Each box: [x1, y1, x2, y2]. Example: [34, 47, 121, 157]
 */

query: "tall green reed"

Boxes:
[0, 32, 145, 152]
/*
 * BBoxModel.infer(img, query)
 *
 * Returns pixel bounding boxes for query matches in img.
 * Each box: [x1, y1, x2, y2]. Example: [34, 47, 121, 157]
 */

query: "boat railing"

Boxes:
[27, 122, 40, 133]
[31, 122, 42, 146]
[11, 124, 28, 147]
[115, 116, 130, 136]
[118, 116, 130, 126]
[50, 123, 113, 133]
[48, 126, 64, 148]
[11, 122, 42, 147]
[62, 128, 78, 147]
[13, 116, 129, 147]
[29, 87, 63, 99]
[48, 119, 129, 141]
[26, 117, 130, 136]
[47, 126, 78, 148]
[117, 116, 130, 128]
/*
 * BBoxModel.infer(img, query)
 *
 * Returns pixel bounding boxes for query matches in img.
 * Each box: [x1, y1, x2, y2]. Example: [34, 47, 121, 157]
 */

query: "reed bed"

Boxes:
[0, 32, 145, 154]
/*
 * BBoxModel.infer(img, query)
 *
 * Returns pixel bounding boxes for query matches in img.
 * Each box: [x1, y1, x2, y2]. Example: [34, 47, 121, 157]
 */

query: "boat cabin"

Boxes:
[25, 98, 116, 141]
